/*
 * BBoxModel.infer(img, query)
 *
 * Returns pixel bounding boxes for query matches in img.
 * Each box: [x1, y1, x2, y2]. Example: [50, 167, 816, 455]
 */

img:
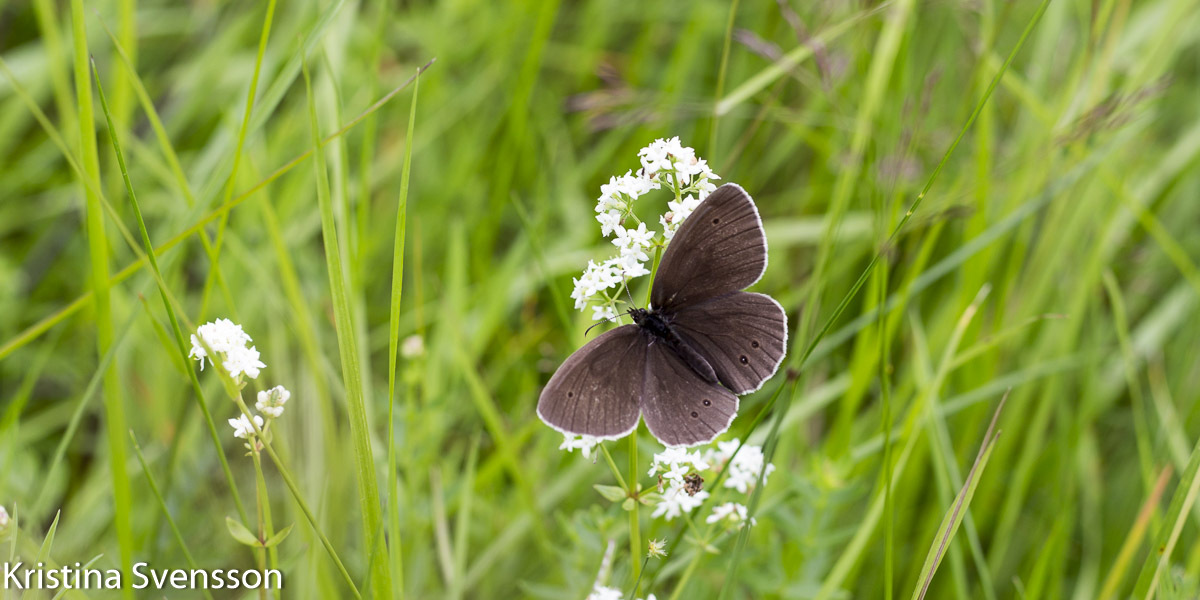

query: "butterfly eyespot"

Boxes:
[712, 218, 720, 224]
[690, 411, 698, 418]
[751, 341, 760, 348]
[739, 355, 749, 365]
[567, 392, 574, 398]
[703, 399, 711, 406]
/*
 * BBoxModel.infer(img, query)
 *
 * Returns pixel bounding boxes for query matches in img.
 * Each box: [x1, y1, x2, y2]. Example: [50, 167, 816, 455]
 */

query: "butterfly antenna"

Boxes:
[584, 313, 621, 337]
[621, 274, 640, 310]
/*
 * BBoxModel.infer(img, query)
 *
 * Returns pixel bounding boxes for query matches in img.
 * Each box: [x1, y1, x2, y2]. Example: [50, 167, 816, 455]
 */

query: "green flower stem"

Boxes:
[599, 444, 629, 491]
[252, 449, 278, 577]
[252, 449, 268, 600]
[628, 433, 641, 592]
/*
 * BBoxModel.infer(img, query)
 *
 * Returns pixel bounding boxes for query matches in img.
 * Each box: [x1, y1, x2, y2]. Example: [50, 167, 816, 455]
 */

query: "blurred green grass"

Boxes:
[2, 0, 1200, 598]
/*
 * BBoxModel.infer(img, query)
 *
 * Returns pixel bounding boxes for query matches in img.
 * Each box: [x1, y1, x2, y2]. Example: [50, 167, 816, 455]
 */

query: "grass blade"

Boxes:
[303, 56, 393, 599]
[911, 393, 1007, 600]
[69, 1, 134, 591]
[387, 67, 420, 599]
[1132, 437, 1200, 598]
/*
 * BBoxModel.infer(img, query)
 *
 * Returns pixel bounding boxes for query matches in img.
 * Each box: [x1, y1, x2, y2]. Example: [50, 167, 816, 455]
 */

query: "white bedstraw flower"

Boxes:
[0, 505, 9, 528]
[401, 334, 425, 358]
[228, 414, 264, 439]
[596, 171, 658, 215]
[222, 345, 265, 379]
[706, 439, 776, 494]
[660, 195, 704, 240]
[647, 539, 668, 559]
[559, 433, 601, 459]
[638, 137, 690, 175]
[189, 318, 250, 368]
[648, 447, 710, 484]
[706, 502, 757, 528]
[587, 585, 623, 600]
[651, 479, 709, 520]
[612, 222, 654, 262]
[611, 254, 650, 279]
[596, 210, 623, 237]
[571, 260, 621, 310]
[592, 305, 618, 322]
[256, 385, 291, 418]
[189, 318, 266, 379]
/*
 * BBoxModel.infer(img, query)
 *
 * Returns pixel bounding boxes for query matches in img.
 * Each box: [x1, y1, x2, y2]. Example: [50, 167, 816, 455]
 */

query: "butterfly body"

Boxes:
[538, 184, 789, 447]
[629, 307, 719, 385]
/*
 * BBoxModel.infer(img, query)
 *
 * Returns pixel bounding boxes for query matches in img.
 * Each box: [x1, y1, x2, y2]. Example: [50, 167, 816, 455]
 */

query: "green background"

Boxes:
[1, 0, 1199, 598]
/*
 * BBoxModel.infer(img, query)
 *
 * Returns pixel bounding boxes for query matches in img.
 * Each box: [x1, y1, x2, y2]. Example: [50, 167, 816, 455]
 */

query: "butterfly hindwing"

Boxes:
[536, 325, 646, 439]
[640, 341, 739, 447]
[651, 183, 767, 311]
[669, 291, 788, 394]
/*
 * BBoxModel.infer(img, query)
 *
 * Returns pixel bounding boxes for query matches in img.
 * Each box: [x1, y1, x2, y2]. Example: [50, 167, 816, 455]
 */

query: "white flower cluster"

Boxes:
[647, 447, 710, 521]
[188, 319, 295, 444]
[647, 447, 710, 481]
[189, 318, 265, 380]
[706, 502, 756, 528]
[586, 587, 656, 600]
[559, 433, 601, 459]
[256, 385, 290, 418]
[228, 384, 292, 442]
[228, 414, 264, 439]
[706, 439, 776, 494]
[573, 137, 721, 320]
[637, 137, 718, 241]
[644, 438, 776, 527]
[0, 505, 9, 528]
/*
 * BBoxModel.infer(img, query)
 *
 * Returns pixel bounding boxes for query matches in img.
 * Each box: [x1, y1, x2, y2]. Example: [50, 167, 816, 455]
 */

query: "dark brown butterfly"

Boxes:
[537, 184, 788, 447]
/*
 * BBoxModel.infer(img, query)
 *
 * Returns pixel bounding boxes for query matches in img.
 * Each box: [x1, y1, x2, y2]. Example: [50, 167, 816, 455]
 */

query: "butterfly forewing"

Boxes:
[537, 326, 645, 439]
[640, 342, 739, 447]
[651, 184, 767, 310]
[669, 292, 788, 394]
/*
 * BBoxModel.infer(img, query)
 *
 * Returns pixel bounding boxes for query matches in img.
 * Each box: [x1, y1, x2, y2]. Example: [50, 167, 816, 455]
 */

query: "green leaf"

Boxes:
[594, 484, 627, 503]
[225, 517, 260, 547]
[621, 498, 636, 512]
[638, 492, 662, 506]
[262, 523, 295, 549]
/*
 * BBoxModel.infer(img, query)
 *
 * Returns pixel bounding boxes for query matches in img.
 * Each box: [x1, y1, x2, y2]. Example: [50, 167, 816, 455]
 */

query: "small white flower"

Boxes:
[591, 304, 618, 322]
[596, 210, 623, 237]
[571, 260, 622, 310]
[608, 254, 649, 280]
[401, 334, 425, 358]
[222, 344, 266, 380]
[661, 195, 704, 239]
[587, 585, 623, 600]
[648, 447, 710, 484]
[559, 433, 601, 459]
[638, 137, 690, 175]
[189, 318, 252, 368]
[0, 505, 9, 528]
[705, 439, 775, 494]
[706, 502, 757, 528]
[651, 479, 709, 520]
[596, 171, 658, 214]
[228, 414, 264, 439]
[647, 538, 668, 558]
[189, 319, 265, 379]
[256, 385, 291, 418]
[612, 222, 654, 262]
